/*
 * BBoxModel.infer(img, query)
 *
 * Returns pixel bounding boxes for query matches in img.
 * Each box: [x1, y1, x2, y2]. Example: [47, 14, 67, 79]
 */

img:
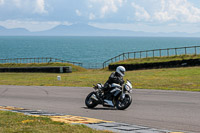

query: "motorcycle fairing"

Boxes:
[110, 88, 121, 97]
[111, 83, 121, 88]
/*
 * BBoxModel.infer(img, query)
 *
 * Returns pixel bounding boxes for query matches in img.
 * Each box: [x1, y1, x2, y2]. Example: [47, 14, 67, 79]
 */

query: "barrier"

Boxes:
[0, 66, 72, 73]
[103, 46, 200, 68]
[109, 59, 200, 71]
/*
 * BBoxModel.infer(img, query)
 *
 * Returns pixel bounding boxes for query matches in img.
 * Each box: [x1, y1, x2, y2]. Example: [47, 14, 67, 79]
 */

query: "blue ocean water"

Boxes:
[0, 36, 200, 68]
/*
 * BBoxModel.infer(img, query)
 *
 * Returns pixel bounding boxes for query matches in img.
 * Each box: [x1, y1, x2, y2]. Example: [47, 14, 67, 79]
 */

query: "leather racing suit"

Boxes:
[103, 72, 124, 93]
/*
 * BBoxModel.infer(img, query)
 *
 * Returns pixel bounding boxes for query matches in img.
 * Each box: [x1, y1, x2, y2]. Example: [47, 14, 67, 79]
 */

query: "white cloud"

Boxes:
[0, 0, 4, 5]
[75, 9, 82, 16]
[153, 0, 200, 23]
[34, 0, 47, 14]
[101, 0, 117, 17]
[129, 0, 200, 23]
[1, 0, 47, 14]
[131, 2, 151, 21]
[89, 13, 96, 20]
[89, 0, 126, 18]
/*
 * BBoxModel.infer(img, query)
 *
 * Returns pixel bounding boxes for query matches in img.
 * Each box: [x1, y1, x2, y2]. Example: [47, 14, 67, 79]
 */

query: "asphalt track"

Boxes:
[0, 85, 199, 132]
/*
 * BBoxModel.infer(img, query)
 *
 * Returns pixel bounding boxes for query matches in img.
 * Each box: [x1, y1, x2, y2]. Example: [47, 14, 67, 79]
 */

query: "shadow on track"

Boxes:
[82, 107, 117, 110]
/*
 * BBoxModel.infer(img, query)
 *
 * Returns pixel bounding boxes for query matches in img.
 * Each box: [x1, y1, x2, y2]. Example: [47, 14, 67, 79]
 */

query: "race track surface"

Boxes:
[0, 85, 199, 132]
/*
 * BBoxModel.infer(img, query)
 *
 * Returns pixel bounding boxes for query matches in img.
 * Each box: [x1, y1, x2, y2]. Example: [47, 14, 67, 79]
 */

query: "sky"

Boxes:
[0, 0, 200, 33]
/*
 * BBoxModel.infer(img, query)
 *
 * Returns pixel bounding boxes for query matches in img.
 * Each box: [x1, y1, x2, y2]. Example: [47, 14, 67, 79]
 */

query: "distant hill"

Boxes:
[0, 24, 200, 37]
[0, 26, 31, 36]
[36, 23, 145, 36]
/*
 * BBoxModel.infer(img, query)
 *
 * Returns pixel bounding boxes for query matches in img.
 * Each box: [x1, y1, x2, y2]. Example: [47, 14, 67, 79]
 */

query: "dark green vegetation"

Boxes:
[0, 111, 110, 133]
[0, 62, 86, 72]
[111, 54, 200, 65]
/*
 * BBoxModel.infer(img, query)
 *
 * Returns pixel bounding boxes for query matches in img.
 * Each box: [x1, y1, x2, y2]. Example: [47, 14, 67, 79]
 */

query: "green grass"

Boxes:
[0, 110, 111, 133]
[111, 54, 200, 65]
[125, 67, 200, 91]
[0, 66, 199, 91]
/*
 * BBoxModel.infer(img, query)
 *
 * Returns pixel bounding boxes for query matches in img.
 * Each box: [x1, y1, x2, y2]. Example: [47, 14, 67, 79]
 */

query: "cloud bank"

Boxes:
[0, 0, 200, 33]
[0, 0, 47, 14]
[153, 0, 200, 23]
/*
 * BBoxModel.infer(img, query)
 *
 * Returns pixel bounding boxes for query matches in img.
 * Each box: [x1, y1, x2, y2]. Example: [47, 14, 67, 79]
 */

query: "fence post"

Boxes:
[146, 51, 148, 58]
[153, 50, 154, 58]
[195, 46, 197, 55]
[159, 49, 161, 57]
[185, 47, 187, 55]
[128, 52, 130, 59]
[167, 49, 169, 57]
[134, 52, 136, 59]
[175, 48, 177, 56]
[123, 53, 125, 60]
[140, 52, 142, 58]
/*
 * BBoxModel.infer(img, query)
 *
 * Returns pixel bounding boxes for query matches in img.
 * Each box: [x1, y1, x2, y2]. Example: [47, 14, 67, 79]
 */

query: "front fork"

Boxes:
[94, 88, 104, 103]
[120, 85, 126, 100]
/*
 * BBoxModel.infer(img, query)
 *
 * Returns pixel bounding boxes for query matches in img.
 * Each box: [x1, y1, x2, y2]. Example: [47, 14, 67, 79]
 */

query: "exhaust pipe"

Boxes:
[104, 100, 114, 107]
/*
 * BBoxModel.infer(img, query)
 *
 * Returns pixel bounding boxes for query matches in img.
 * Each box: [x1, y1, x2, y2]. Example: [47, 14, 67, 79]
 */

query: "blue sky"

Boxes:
[0, 0, 200, 33]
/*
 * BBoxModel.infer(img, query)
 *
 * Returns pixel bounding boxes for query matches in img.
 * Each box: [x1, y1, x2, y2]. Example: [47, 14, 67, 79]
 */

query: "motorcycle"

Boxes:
[85, 80, 132, 110]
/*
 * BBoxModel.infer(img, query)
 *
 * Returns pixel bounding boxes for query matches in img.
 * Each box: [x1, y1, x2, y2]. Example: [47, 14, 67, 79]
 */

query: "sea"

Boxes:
[0, 36, 200, 68]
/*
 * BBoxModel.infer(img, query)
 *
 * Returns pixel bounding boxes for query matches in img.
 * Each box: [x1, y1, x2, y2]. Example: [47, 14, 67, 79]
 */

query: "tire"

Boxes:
[85, 92, 98, 108]
[116, 93, 132, 110]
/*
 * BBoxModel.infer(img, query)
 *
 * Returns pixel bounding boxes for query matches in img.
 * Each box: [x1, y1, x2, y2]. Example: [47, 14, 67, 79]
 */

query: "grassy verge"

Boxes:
[0, 66, 199, 91]
[0, 110, 110, 133]
[111, 54, 200, 65]
[126, 67, 200, 91]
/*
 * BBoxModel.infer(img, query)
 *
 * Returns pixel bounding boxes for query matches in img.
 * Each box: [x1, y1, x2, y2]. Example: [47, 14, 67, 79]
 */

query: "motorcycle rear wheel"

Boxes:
[116, 93, 132, 110]
[85, 92, 98, 108]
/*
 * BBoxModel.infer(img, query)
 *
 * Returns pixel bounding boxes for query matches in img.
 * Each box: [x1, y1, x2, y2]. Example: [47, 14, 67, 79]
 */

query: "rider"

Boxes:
[103, 66, 126, 94]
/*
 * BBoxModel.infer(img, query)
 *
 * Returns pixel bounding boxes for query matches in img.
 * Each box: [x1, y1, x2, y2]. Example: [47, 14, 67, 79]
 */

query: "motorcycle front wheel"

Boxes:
[85, 92, 98, 108]
[116, 93, 132, 110]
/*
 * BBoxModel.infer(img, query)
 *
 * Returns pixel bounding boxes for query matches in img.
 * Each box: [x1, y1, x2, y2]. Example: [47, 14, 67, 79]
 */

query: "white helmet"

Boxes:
[116, 66, 126, 77]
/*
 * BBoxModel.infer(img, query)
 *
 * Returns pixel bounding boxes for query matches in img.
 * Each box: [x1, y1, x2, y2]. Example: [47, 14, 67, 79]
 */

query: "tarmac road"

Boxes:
[0, 85, 199, 132]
